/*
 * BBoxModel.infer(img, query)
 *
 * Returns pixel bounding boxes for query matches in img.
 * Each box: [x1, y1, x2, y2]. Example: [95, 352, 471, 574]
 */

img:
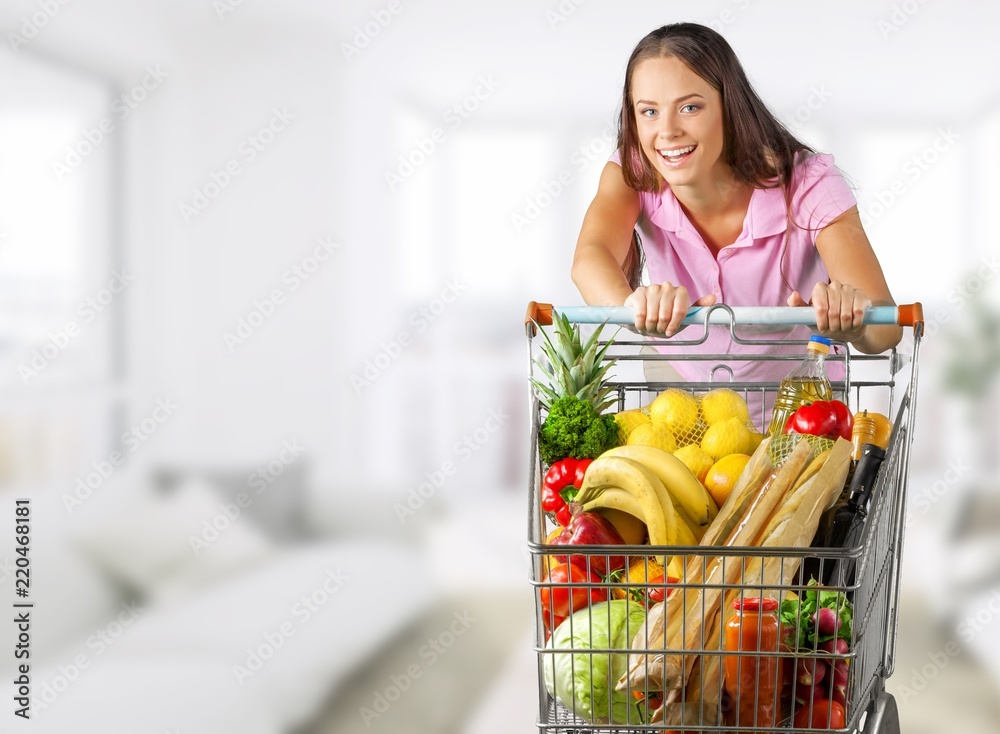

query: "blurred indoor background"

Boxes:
[0, 0, 998, 732]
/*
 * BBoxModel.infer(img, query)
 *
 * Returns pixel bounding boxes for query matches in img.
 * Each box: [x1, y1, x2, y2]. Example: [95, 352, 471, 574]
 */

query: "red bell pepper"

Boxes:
[783, 400, 852, 441]
[542, 458, 593, 527]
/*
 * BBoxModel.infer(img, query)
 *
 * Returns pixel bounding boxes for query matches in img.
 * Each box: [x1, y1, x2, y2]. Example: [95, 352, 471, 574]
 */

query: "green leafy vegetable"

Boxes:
[780, 579, 854, 649]
[539, 395, 620, 465]
[543, 600, 648, 725]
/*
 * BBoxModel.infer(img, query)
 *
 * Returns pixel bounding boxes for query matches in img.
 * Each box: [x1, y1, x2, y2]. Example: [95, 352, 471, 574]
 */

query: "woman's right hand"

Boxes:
[624, 283, 717, 336]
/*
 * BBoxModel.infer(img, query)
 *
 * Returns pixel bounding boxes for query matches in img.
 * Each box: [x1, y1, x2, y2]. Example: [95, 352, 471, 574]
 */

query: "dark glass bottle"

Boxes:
[801, 444, 886, 587]
[817, 443, 881, 541]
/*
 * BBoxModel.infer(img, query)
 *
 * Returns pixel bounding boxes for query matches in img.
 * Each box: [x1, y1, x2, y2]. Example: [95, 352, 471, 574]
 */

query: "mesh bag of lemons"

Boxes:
[613, 388, 765, 508]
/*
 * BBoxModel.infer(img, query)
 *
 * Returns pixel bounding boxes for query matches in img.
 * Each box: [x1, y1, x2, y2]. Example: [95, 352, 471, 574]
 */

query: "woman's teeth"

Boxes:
[658, 145, 696, 165]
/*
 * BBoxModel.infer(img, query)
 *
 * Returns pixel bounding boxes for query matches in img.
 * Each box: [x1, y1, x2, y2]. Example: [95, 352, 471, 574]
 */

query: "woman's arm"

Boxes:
[787, 206, 903, 354]
[572, 161, 716, 335]
[571, 161, 642, 306]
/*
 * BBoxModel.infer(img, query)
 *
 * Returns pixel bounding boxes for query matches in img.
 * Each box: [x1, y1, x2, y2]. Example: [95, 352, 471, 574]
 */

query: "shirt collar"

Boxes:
[647, 183, 787, 240]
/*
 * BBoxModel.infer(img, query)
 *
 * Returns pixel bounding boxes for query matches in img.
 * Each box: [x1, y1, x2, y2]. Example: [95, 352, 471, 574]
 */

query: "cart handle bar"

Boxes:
[525, 302, 923, 331]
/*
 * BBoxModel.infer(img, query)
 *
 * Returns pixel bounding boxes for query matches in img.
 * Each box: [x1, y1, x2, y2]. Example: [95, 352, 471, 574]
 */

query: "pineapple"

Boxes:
[531, 312, 616, 412]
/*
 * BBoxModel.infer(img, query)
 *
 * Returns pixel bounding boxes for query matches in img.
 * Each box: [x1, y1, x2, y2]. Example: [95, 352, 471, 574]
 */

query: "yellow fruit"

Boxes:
[744, 431, 765, 454]
[613, 557, 665, 600]
[855, 410, 893, 449]
[596, 507, 647, 546]
[627, 422, 677, 453]
[673, 445, 714, 484]
[649, 389, 700, 442]
[704, 453, 751, 508]
[541, 527, 566, 580]
[613, 409, 652, 443]
[700, 417, 752, 460]
[699, 388, 750, 427]
[627, 557, 664, 585]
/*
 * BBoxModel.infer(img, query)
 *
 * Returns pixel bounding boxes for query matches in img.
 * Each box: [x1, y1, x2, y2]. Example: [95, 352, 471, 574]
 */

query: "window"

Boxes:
[0, 50, 119, 491]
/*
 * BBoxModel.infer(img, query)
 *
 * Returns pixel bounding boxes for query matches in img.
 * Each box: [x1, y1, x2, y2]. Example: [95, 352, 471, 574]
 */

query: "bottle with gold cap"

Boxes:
[766, 335, 834, 436]
[851, 411, 877, 461]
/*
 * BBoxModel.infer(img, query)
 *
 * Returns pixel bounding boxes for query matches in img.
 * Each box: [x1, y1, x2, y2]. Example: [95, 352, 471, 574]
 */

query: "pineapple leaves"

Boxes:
[530, 314, 618, 413]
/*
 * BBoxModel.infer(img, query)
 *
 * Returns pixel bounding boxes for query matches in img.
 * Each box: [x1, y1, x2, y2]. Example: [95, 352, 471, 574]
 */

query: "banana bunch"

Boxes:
[576, 445, 717, 551]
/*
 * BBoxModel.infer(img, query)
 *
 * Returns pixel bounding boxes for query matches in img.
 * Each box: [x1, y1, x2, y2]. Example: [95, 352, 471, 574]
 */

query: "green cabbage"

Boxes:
[543, 600, 647, 725]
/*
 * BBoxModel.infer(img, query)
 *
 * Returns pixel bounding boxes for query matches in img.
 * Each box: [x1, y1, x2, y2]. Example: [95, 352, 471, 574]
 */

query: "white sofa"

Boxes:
[0, 471, 434, 734]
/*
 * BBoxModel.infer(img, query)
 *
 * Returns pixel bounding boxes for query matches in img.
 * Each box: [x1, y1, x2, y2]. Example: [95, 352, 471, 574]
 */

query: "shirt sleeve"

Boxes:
[789, 153, 857, 235]
[609, 148, 622, 166]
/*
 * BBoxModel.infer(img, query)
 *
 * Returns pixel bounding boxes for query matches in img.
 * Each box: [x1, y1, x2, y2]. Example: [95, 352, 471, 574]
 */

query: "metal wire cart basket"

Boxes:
[525, 302, 924, 734]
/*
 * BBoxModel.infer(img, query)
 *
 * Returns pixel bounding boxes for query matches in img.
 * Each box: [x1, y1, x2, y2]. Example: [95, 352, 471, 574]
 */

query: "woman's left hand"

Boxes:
[787, 280, 870, 343]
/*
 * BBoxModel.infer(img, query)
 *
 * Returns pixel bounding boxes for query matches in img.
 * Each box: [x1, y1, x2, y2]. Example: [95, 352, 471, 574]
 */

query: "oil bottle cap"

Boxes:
[807, 335, 831, 354]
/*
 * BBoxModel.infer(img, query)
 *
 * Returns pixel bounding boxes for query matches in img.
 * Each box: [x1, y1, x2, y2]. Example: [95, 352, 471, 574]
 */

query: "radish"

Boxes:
[820, 638, 850, 655]
[797, 658, 827, 687]
[831, 658, 850, 707]
[814, 607, 840, 636]
[832, 659, 850, 687]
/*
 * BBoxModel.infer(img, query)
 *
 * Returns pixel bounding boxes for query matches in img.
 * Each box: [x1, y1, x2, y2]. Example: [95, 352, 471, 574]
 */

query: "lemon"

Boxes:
[673, 445, 715, 484]
[704, 453, 751, 508]
[627, 422, 677, 453]
[699, 388, 750, 427]
[744, 431, 765, 454]
[649, 389, 700, 443]
[613, 409, 652, 444]
[700, 417, 752, 460]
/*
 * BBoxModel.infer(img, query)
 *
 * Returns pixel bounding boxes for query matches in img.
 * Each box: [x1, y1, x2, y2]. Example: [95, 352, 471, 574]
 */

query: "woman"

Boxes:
[572, 23, 902, 387]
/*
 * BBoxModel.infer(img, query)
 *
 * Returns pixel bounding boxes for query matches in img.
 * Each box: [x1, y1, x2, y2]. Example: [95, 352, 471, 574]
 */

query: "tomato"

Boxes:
[784, 400, 852, 440]
[542, 610, 567, 642]
[540, 563, 603, 618]
[646, 572, 680, 605]
[828, 401, 853, 441]
[793, 698, 846, 729]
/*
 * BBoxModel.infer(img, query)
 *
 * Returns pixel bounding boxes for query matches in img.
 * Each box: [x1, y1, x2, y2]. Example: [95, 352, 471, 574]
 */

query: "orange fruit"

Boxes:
[704, 454, 751, 508]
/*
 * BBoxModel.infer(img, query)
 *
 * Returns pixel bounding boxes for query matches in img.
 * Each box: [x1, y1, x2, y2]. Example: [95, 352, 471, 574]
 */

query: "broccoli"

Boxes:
[539, 395, 620, 466]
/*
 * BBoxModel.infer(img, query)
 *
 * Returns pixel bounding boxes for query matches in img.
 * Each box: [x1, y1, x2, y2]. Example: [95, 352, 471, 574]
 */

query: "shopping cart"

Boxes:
[525, 302, 924, 734]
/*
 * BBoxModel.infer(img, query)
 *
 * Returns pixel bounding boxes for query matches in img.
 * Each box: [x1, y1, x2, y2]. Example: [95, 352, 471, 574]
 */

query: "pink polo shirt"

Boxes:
[608, 149, 855, 388]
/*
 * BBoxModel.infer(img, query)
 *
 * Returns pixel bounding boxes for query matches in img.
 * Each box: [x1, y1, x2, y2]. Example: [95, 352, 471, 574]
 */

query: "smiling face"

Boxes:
[631, 56, 728, 190]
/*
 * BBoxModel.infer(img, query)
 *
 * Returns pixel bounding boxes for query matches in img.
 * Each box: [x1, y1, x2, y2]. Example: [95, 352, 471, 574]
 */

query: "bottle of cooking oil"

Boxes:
[766, 335, 833, 436]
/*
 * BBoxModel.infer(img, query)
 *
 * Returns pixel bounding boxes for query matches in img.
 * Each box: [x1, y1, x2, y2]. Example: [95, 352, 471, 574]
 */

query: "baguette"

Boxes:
[621, 439, 812, 693]
[620, 439, 785, 692]
[729, 438, 853, 618]
[655, 607, 724, 727]
[629, 437, 774, 663]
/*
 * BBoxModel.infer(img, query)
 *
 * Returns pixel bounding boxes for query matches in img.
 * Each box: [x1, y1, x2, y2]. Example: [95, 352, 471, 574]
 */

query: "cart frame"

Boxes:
[525, 303, 924, 734]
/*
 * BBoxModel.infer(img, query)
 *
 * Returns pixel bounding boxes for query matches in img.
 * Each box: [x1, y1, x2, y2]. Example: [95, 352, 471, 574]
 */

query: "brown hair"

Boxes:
[616, 23, 817, 291]
[623, 231, 645, 289]
[618, 22, 813, 193]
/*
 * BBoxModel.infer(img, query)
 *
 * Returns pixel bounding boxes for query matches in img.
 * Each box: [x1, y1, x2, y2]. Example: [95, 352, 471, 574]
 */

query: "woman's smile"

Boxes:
[656, 144, 697, 168]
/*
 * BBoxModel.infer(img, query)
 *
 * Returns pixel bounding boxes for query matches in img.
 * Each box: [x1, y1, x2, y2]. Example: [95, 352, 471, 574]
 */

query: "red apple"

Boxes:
[551, 511, 626, 576]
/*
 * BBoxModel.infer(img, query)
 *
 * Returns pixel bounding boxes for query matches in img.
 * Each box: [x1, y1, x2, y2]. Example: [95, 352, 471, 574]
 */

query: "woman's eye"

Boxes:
[681, 104, 699, 113]
[640, 108, 657, 118]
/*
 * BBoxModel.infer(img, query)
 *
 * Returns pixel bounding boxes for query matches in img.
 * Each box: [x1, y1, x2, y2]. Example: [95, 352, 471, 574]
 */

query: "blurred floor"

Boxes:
[300, 591, 532, 734]
[887, 594, 1000, 734]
